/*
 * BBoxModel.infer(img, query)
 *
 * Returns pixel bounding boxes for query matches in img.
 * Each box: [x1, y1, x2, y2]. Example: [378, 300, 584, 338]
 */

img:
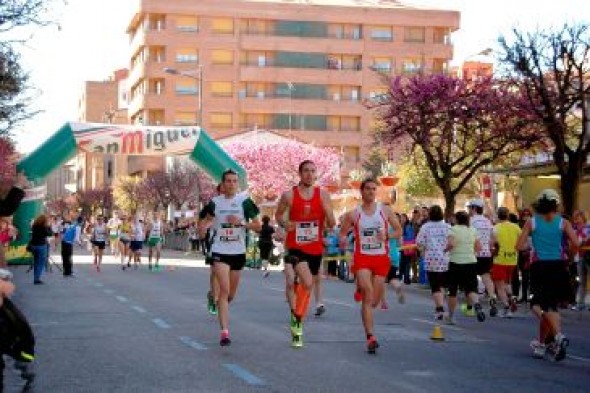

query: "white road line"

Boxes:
[131, 305, 147, 314]
[103, 289, 114, 295]
[223, 363, 266, 386]
[152, 318, 171, 329]
[411, 318, 464, 331]
[115, 296, 128, 303]
[94, 282, 104, 288]
[567, 354, 590, 363]
[179, 336, 207, 351]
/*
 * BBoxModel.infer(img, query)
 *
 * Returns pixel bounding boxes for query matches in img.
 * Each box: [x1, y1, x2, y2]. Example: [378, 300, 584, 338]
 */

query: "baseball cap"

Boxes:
[467, 199, 485, 208]
[536, 189, 560, 204]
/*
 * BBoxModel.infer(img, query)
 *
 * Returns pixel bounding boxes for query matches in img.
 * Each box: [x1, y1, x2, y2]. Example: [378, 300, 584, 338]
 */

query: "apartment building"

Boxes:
[125, 0, 459, 169]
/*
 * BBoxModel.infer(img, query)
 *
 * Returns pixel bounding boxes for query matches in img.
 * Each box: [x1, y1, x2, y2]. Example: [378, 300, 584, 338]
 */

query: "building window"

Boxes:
[210, 112, 233, 128]
[404, 27, 425, 43]
[176, 48, 198, 63]
[176, 15, 198, 32]
[372, 57, 392, 73]
[211, 49, 234, 65]
[433, 27, 450, 44]
[175, 111, 197, 126]
[211, 82, 233, 97]
[175, 77, 198, 95]
[212, 18, 234, 34]
[402, 58, 423, 74]
[370, 26, 393, 41]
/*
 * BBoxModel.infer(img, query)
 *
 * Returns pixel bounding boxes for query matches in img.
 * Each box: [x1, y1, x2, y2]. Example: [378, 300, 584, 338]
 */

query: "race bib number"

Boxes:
[219, 224, 240, 243]
[360, 228, 383, 252]
[296, 221, 319, 244]
[110, 229, 118, 236]
[502, 250, 517, 259]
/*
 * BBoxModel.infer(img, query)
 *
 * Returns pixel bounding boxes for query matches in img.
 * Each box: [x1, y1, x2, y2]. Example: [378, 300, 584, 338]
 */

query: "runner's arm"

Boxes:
[338, 211, 353, 249]
[320, 189, 337, 230]
[383, 205, 402, 240]
[563, 220, 580, 256]
[516, 220, 532, 251]
[243, 198, 262, 232]
[274, 190, 293, 230]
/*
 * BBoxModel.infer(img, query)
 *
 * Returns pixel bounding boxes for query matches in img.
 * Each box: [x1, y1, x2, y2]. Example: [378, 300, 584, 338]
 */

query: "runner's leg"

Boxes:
[214, 261, 232, 334]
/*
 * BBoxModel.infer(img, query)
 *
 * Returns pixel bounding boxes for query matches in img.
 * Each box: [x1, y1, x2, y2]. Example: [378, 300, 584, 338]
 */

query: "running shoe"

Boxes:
[220, 331, 231, 346]
[207, 291, 217, 315]
[433, 311, 444, 321]
[460, 303, 476, 317]
[530, 340, 547, 359]
[315, 304, 326, 317]
[380, 301, 389, 310]
[290, 314, 303, 336]
[353, 288, 362, 303]
[263, 270, 270, 278]
[291, 332, 303, 348]
[489, 297, 498, 317]
[154, 264, 160, 272]
[367, 336, 379, 354]
[570, 303, 586, 311]
[475, 304, 485, 322]
[548, 333, 569, 362]
[148, 264, 152, 271]
[509, 297, 518, 313]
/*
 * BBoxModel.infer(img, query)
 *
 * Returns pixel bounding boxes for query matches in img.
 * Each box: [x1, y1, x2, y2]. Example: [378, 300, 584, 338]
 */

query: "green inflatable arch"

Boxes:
[8, 122, 246, 265]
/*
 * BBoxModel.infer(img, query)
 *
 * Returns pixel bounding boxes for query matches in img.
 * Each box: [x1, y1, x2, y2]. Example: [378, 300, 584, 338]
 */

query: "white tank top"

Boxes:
[211, 194, 247, 255]
[133, 222, 144, 241]
[149, 221, 162, 239]
[353, 203, 389, 256]
[93, 223, 107, 242]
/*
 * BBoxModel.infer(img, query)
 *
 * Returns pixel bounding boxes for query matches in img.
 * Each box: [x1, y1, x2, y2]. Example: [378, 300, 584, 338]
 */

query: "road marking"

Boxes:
[179, 336, 207, 351]
[412, 318, 464, 331]
[567, 354, 590, 363]
[131, 305, 147, 314]
[152, 318, 171, 329]
[116, 296, 128, 303]
[223, 364, 266, 386]
[103, 289, 114, 295]
[94, 282, 104, 288]
[325, 298, 355, 308]
[267, 286, 355, 308]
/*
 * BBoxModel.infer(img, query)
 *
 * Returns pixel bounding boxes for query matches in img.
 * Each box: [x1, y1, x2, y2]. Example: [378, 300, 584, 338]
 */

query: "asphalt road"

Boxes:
[3, 250, 590, 392]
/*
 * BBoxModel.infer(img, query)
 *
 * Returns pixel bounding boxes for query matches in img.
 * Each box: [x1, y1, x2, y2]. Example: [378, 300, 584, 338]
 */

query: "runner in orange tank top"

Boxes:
[339, 178, 402, 354]
[275, 160, 336, 348]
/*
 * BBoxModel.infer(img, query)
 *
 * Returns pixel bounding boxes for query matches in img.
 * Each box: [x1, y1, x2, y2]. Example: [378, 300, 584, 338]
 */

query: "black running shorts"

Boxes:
[211, 253, 246, 271]
[447, 262, 478, 297]
[476, 257, 493, 275]
[529, 261, 571, 312]
[427, 271, 447, 294]
[284, 249, 322, 276]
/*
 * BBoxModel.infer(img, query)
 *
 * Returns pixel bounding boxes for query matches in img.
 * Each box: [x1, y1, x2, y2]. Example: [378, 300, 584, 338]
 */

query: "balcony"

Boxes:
[238, 95, 363, 116]
[127, 92, 168, 118]
[239, 34, 365, 54]
[239, 62, 363, 85]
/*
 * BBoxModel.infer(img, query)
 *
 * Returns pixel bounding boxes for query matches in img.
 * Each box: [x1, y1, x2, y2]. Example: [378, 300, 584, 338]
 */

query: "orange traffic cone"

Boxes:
[430, 324, 445, 341]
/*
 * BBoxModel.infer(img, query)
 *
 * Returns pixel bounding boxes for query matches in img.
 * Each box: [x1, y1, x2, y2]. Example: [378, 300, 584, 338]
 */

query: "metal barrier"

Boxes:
[163, 232, 190, 251]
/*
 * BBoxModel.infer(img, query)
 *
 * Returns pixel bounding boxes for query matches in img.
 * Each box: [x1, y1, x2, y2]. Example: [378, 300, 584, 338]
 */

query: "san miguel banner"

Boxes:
[72, 122, 201, 156]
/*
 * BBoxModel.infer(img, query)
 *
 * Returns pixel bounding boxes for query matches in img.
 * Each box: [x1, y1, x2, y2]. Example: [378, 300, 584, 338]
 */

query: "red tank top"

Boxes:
[286, 186, 325, 255]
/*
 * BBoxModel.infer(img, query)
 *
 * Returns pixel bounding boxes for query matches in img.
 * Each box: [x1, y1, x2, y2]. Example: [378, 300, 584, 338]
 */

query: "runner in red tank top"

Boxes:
[339, 178, 401, 354]
[275, 160, 336, 348]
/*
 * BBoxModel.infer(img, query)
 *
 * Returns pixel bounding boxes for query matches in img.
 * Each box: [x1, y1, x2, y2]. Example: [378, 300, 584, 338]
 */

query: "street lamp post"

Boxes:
[164, 66, 203, 127]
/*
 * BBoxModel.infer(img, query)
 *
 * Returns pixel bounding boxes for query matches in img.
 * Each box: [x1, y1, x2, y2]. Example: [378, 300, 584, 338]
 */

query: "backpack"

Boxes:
[0, 298, 36, 363]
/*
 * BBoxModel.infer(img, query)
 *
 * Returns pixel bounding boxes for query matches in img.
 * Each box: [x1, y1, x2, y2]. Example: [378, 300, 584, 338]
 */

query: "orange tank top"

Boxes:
[286, 186, 325, 255]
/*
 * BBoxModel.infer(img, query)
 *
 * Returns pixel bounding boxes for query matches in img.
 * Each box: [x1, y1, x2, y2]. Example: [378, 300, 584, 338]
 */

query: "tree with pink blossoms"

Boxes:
[223, 140, 340, 201]
[0, 137, 16, 196]
[77, 186, 113, 216]
[371, 74, 541, 217]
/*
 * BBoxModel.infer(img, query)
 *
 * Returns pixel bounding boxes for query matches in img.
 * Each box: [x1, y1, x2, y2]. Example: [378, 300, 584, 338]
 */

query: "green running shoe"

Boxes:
[207, 291, 217, 315]
[461, 303, 476, 317]
[291, 333, 303, 348]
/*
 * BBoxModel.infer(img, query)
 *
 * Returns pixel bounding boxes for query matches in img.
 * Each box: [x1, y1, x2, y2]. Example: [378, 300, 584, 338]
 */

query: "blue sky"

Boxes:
[11, 0, 590, 153]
